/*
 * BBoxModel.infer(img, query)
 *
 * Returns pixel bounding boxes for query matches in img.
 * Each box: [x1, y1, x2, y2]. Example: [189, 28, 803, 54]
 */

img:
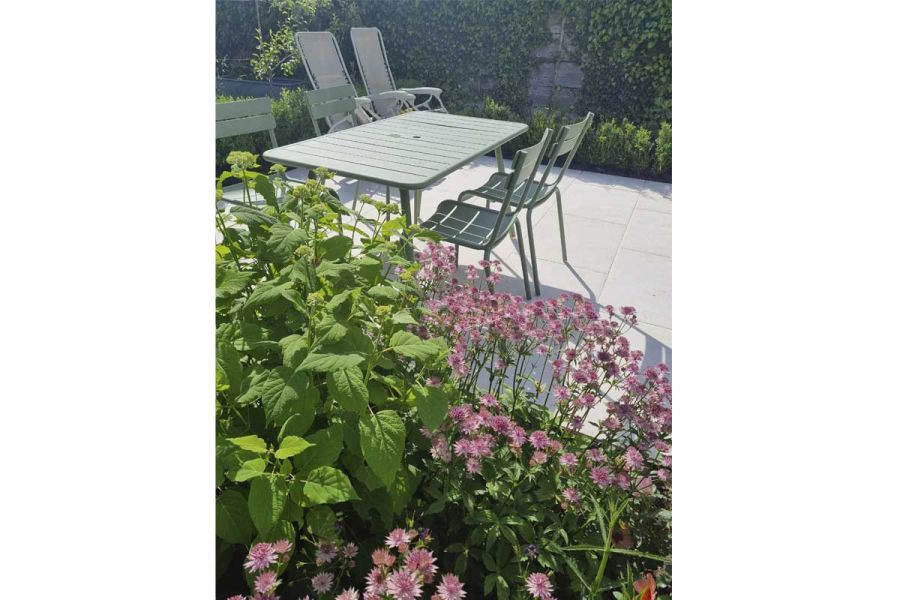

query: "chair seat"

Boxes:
[421, 200, 515, 248]
[469, 172, 556, 207]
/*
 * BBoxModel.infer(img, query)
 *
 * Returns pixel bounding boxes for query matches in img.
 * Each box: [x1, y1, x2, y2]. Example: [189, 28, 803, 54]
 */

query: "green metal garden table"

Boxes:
[262, 111, 528, 240]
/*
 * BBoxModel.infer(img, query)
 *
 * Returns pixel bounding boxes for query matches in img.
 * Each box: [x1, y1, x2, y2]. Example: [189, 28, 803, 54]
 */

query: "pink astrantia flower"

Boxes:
[387, 568, 423, 600]
[528, 430, 551, 450]
[226, 596, 246, 600]
[480, 393, 499, 409]
[436, 573, 467, 600]
[311, 572, 335, 594]
[272, 539, 292, 554]
[372, 548, 396, 568]
[365, 568, 388, 595]
[244, 543, 278, 573]
[529, 451, 548, 466]
[624, 446, 645, 470]
[336, 588, 360, 600]
[560, 452, 578, 469]
[590, 466, 611, 488]
[561, 487, 581, 506]
[344, 542, 359, 558]
[406, 548, 437, 577]
[254, 571, 279, 595]
[385, 528, 413, 552]
[316, 542, 339, 564]
[525, 572, 554, 599]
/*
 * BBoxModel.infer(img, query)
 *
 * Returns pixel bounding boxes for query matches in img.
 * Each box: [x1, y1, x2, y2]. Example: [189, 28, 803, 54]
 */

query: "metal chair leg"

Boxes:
[351, 179, 361, 211]
[514, 221, 531, 300]
[454, 244, 460, 268]
[483, 249, 494, 292]
[526, 208, 540, 296]
[555, 188, 568, 262]
[414, 189, 422, 224]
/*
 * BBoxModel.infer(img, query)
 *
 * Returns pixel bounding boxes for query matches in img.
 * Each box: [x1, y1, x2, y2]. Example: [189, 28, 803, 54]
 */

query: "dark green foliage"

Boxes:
[564, 0, 672, 125]
[654, 121, 672, 178]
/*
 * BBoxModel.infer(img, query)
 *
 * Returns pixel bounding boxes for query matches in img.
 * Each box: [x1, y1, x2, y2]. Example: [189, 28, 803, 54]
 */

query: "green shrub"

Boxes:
[586, 118, 654, 176]
[655, 121, 672, 178]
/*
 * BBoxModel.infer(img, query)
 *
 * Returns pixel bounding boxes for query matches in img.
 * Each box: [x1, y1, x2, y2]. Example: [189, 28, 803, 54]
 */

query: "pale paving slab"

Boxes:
[621, 208, 672, 257]
[326, 155, 671, 362]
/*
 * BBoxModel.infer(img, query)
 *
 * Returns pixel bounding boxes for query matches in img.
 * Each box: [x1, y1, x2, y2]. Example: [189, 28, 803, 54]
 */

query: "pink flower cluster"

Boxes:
[229, 539, 293, 600]
[280, 528, 466, 600]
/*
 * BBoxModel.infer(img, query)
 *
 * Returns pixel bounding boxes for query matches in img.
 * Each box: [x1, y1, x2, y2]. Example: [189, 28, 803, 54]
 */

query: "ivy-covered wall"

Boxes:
[216, 0, 672, 180]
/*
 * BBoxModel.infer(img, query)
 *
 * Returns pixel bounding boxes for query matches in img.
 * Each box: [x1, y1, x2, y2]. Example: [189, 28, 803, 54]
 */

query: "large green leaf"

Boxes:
[230, 205, 276, 227]
[227, 435, 268, 454]
[305, 505, 338, 539]
[326, 367, 369, 413]
[318, 235, 353, 261]
[260, 367, 317, 427]
[252, 172, 278, 208]
[234, 458, 268, 482]
[298, 352, 365, 372]
[244, 281, 294, 311]
[216, 490, 253, 544]
[294, 425, 344, 476]
[367, 284, 400, 302]
[278, 334, 308, 369]
[248, 476, 288, 535]
[412, 385, 448, 431]
[216, 269, 254, 299]
[359, 410, 405, 486]
[303, 466, 359, 504]
[267, 223, 308, 264]
[389, 331, 439, 362]
[278, 411, 315, 441]
[274, 436, 313, 459]
[216, 341, 242, 395]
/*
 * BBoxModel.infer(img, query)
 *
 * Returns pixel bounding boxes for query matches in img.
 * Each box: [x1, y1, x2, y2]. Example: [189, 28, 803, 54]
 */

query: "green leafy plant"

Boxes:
[654, 122, 672, 179]
[585, 119, 654, 177]
[215, 157, 453, 586]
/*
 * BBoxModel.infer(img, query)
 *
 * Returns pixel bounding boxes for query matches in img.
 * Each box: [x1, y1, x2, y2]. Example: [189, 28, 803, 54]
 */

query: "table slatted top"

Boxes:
[263, 111, 528, 189]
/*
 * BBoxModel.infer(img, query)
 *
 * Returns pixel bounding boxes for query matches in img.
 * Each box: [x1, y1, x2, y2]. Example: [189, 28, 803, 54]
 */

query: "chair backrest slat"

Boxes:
[306, 84, 359, 136]
[295, 31, 353, 90]
[488, 129, 553, 245]
[540, 112, 594, 192]
[215, 98, 278, 146]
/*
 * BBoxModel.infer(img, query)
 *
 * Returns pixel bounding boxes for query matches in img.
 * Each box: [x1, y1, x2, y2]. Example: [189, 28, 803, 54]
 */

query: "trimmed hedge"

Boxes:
[217, 91, 671, 182]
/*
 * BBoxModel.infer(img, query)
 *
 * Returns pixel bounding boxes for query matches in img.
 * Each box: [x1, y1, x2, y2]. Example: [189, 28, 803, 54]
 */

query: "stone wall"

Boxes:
[527, 11, 584, 113]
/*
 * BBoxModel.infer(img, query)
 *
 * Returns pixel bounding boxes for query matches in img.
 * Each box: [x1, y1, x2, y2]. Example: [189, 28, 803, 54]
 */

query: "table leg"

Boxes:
[399, 188, 414, 260]
[494, 147, 505, 173]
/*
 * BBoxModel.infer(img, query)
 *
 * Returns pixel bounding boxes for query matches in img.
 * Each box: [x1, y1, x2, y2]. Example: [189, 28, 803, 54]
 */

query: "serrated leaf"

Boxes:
[298, 352, 365, 372]
[279, 334, 308, 369]
[367, 284, 399, 301]
[216, 490, 253, 544]
[294, 425, 344, 476]
[244, 281, 293, 311]
[248, 476, 287, 534]
[306, 505, 338, 539]
[359, 410, 405, 486]
[230, 205, 276, 227]
[267, 223, 307, 264]
[260, 367, 317, 427]
[278, 411, 315, 441]
[389, 331, 439, 362]
[274, 436, 313, 459]
[327, 367, 369, 413]
[216, 341, 242, 395]
[318, 235, 353, 260]
[228, 435, 268, 454]
[412, 385, 448, 431]
[390, 309, 419, 325]
[216, 269, 254, 299]
[303, 466, 359, 504]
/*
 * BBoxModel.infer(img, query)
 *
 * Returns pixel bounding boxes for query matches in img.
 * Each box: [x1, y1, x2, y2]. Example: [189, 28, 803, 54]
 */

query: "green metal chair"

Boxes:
[216, 97, 305, 204]
[420, 129, 553, 300]
[306, 84, 396, 212]
[458, 113, 594, 296]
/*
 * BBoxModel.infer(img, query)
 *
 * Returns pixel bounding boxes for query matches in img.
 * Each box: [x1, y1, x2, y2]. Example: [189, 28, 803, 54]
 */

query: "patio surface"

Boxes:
[329, 155, 672, 374]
